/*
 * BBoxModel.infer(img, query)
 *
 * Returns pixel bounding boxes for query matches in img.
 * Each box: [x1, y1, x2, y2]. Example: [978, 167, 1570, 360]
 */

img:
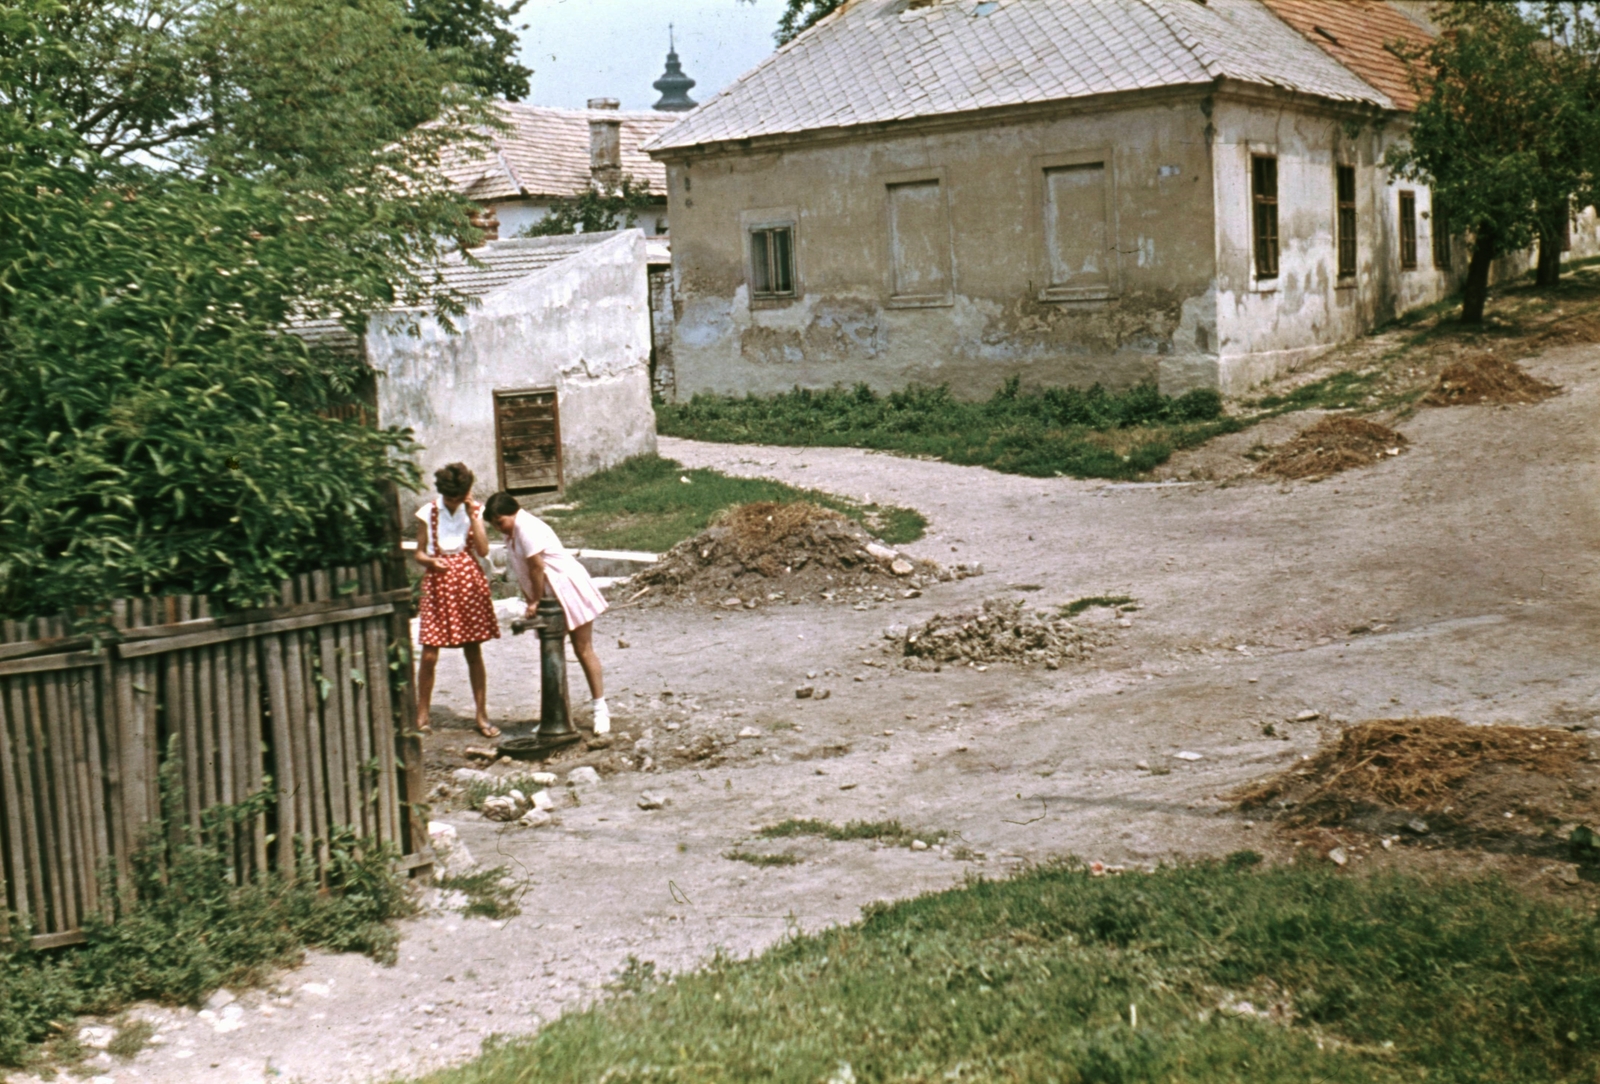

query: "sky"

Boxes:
[516, 0, 785, 112]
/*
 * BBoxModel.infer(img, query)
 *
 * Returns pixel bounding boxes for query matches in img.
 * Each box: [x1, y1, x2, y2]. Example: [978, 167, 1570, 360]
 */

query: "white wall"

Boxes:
[368, 230, 657, 503]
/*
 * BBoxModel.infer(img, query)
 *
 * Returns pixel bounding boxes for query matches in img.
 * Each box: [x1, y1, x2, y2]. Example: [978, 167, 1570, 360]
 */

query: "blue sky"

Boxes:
[516, 0, 785, 111]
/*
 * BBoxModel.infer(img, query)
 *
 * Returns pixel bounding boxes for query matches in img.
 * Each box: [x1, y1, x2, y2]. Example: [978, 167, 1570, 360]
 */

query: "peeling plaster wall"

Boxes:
[1209, 97, 1457, 395]
[367, 230, 656, 502]
[660, 95, 1220, 401]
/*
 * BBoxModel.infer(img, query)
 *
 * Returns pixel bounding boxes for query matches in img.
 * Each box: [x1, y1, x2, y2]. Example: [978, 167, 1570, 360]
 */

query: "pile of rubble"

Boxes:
[634, 501, 977, 607]
[889, 597, 1106, 670]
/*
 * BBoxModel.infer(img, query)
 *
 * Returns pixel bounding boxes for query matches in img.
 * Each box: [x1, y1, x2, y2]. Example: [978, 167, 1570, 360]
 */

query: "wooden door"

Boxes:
[492, 387, 564, 496]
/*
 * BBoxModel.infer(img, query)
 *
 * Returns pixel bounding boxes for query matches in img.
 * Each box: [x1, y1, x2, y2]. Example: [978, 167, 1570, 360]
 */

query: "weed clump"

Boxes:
[723, 851, 801, 867]
[756, 819, 937, 846]
[1421, 353, 1561, 406]
[1256, 416, 1407, 481]
[893, 597, 1105, 670]
[435, 866, 524, 920]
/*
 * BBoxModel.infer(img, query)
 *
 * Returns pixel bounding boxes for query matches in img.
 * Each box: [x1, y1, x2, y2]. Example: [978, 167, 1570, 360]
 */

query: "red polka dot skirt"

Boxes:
[417, 502, 500, 647]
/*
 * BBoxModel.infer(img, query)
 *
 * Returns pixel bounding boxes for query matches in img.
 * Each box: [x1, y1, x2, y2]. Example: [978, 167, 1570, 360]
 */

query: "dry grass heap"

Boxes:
[635, 501, 963, 606]
[1421, 354, 1562, 407]
[895, 597, 1104, 671]
[1236, 716, 1591, 830]
[1256, 416, 1407, 481]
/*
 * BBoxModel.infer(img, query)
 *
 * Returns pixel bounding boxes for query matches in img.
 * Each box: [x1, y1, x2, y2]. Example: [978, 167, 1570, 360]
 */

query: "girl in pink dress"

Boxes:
[484, 491, 611, 734]
[414, 463, 501, 738]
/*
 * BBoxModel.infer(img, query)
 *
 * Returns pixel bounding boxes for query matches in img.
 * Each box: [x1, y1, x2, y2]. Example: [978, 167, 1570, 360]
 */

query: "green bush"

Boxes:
[655, 380, 1238, 480]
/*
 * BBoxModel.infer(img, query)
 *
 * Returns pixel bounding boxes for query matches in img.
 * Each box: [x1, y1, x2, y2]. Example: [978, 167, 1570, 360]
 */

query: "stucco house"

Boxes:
[301, 230, 658, 503]
[643, 0, 1594, 399]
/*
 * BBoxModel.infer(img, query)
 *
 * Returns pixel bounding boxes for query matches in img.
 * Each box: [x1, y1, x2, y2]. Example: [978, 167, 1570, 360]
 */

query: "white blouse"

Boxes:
[415, 500, 472, 555]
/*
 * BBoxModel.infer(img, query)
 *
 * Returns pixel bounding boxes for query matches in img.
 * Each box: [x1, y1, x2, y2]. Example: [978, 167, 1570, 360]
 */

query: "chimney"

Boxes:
[588, 98, 622, 195]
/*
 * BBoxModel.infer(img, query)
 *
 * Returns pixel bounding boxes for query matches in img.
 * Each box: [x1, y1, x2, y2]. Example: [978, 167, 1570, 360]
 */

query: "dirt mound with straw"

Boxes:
[1235, 716, 1600, 854]
[633, 501, 976, 608]
[1533, 313, 1600, 348]
[1256, 417, 1407, 481]
[889, 597, 1108, 671]
[1422, 354, 1562, 407]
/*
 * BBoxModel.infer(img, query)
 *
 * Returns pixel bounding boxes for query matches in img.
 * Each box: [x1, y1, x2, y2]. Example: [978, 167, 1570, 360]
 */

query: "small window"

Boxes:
[749, 225, 796, 299]
[1336, 165, 1357, 278]
[1399, 191, 1417, 270]
[1431, 205, 1451, 269]
[1252, 155, 1279, 279]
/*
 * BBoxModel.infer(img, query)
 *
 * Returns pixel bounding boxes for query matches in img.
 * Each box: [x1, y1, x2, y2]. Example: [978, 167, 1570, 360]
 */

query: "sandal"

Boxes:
[416, 720, 433, 736]
[476, 720, 502, 738]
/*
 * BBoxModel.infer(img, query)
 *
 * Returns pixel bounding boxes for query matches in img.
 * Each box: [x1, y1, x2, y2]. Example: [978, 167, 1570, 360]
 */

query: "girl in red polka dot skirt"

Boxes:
[414, 462, 501, 738]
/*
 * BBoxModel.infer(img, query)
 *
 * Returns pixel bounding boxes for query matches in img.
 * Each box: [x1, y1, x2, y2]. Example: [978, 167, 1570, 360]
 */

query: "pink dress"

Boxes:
[503, 510, 608, 630]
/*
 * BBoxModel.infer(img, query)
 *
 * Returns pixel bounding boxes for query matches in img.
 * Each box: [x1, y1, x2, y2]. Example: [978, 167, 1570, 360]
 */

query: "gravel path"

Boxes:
[33, 344, 1600, 1084]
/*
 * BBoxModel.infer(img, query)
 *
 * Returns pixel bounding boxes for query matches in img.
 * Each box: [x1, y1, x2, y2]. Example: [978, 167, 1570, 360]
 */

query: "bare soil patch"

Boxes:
[1421, 354, 1562, 407]
[1236, 717, 1600, 858]
[634, 501, 974, 608]
[891, 597, 1108, 671]
[1255, 417, 1408, 481]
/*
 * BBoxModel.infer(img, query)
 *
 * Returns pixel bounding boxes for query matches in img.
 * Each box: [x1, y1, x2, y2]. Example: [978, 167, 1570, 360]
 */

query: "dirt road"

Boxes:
[51, 343, 1599, 1084]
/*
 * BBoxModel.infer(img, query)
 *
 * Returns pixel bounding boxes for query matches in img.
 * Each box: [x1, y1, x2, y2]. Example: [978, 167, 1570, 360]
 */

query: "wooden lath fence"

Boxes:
[0, 560, 425, 949]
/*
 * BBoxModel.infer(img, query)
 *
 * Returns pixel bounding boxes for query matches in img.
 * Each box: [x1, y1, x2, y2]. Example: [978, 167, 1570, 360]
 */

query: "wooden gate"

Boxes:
[0, 561, 426, 949]
[492, 387, 564, 496]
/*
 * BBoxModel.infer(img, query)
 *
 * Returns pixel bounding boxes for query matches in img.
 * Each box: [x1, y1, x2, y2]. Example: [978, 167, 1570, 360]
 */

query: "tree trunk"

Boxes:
[1461, 230, 1497, 324]
[1535, 215, 1564, 288]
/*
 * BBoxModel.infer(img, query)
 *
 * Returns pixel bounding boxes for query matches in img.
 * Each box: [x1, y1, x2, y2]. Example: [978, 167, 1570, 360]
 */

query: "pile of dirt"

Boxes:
[1235, 716, 1600, 853]
[891, 597, 1106, 671]
[1255, 417, 1407, 481]
[633, 501, 974, 607]
[1533, 313, 1600, 348]
[1421, 354, 1562, 407]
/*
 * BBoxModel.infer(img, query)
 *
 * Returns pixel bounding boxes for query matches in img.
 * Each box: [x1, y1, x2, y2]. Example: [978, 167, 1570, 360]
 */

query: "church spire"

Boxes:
[652, 26, 698, 112]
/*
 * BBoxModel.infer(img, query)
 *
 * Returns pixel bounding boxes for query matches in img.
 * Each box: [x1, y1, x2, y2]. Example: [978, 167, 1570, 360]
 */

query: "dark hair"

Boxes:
[483, 492, 521, 520]
[434, 462, 474, 499]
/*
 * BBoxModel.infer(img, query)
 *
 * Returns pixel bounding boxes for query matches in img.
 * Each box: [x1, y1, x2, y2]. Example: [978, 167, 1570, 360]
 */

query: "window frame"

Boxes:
[880, 167, 956, 308]
[1335, 164, 1357, 280]
[1398, 190, 1418, 271]
[1030, 148, 1119, 303]
[740, 208, 801, 308]
[1252, 154, 1280, 281]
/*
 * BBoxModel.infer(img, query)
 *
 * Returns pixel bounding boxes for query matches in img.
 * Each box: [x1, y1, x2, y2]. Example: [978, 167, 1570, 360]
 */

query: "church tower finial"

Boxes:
[652, 28, 698, 112]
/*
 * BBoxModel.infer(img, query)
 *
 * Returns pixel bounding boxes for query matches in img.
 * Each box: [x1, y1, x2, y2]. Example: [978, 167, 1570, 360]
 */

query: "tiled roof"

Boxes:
[288, 233, 619, 351]
[645, 0, 1394, 154]
[1259, 0, 1432, 112]
[443, 103, 675, 202]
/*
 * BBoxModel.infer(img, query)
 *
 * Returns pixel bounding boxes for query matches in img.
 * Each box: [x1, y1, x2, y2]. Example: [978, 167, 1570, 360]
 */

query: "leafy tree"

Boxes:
[0, 0, 512, 618]
[406, 0, 532, 101]
[520, 175, 659, 237]
[764, 0, 844, 46]
[1388, 3, 1586, 320]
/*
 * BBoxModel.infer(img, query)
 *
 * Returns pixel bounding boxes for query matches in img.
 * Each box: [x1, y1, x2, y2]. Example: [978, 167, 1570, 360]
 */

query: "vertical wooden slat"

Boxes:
[345, 620, 373, 839]
[242, 640, 269, 877]
[80, 660, 112, 913]
[390, 604, 425, 861]
[42, 669, 85, 932]
[282, 630, 324, 869]
[312, 570, 349, 834]
[208, 643, 235, 877]
[261, 636, 297, 877]
[197, 643, 219, 816]
[363, 617, 399, 848]
[0, 676, 33, 931]
[24, 676, 69, 932]
[58, 665, 99, 920]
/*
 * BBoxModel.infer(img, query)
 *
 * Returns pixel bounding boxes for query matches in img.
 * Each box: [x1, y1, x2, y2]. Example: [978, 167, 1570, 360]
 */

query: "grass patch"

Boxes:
[533, 454, 926, 553]
[435, 866, 524, 921]
[410, 859, 1600, 1084]
[106, 1017, 156, 1060]
[0, 769, 411, 1069]
[723, 851, 802, 868]
[656, 379, 1242, 481]
[755, 818, 940, 846]
[459, 773, 552, 812]
[1063, 595, 1136, 617]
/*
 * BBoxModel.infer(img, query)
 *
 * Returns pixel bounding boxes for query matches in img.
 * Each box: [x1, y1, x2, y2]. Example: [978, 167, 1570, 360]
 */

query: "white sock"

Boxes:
[592, 697, 610, 735]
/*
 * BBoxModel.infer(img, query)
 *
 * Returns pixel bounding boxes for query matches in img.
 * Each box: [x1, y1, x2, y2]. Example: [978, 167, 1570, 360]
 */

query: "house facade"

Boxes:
[645, 0, 1580, 399]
